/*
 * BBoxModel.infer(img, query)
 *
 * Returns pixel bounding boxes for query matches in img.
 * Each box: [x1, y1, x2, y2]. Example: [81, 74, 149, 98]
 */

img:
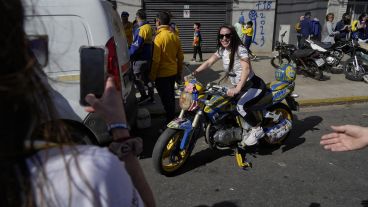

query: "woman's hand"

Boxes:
[320, 125, 368, 151]
[84, 76, 126, 125]
[226, 87, 240, 97]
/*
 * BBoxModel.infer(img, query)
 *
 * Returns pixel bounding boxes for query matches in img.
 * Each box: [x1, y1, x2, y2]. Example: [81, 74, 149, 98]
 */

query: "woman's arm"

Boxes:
[192, 53, 220, 75]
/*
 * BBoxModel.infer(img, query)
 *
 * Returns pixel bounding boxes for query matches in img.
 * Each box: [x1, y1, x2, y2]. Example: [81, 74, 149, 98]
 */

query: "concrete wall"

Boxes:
[116, 0, 142, 22]
[274, 0, 328, 48]
[232, 0, 276, 52]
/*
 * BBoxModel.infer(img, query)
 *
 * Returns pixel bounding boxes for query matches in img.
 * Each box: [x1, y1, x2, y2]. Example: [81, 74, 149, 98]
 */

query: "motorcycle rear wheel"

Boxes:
[263, 103, 293, 145]
[270, 55, 291, 68]
[344, 58, 367, 81]
[152, 128, 194, 175]
[306, 61, 324, 80]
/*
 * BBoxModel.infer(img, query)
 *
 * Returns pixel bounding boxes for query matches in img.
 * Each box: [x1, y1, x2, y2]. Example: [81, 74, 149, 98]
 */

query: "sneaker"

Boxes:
[191, 58, 196, 62]
[138, 96, 150, 105]
[241, 126, 264, 146]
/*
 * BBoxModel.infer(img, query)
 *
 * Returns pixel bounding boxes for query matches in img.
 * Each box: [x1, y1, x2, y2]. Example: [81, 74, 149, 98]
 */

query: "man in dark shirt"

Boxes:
[335, 13, 351, 41]
[299, 11, 312, 49]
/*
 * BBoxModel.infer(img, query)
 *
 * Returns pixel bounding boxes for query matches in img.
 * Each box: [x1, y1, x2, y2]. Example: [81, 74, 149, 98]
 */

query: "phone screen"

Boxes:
[79, 47, 106, 106]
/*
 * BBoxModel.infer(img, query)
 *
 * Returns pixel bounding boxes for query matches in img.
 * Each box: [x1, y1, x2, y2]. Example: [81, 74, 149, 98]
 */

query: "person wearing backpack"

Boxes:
[299, 11, 312, 49]
[295, 15, 304, 48]
[351, 13, 368, 41]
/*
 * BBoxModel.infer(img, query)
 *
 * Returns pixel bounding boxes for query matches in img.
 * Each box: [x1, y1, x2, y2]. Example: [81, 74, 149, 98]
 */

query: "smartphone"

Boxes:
[79, 46, 107, 106]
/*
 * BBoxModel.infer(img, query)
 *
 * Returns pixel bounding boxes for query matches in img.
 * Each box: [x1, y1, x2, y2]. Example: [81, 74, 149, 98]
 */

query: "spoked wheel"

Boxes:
[344, 58, 367, 81]
[152, 128, 194, 175]
[263, 103, 293, 145]
[270, 55, 291, 68]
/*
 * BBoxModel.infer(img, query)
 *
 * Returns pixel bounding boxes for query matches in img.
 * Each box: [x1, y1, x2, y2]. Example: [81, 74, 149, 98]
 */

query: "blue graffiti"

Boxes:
[248, 10, 258, 45]
[256, 1, 273, 10]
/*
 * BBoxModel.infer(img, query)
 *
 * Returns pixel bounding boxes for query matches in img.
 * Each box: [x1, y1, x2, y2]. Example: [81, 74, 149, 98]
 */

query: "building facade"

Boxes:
[117, 0, 368, 53]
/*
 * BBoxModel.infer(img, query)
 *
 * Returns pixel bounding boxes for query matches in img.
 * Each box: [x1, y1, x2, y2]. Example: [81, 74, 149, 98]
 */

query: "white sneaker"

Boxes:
[241, 126, 264, 146]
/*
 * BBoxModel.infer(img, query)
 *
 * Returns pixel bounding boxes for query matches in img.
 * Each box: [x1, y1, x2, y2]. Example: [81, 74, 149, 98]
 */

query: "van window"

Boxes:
[25, 16, 90, 76]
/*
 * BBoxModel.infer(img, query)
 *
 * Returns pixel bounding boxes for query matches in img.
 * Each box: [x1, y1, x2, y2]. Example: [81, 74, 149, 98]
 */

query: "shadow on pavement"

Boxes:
[194, 200, 240, 207]
[247, 115, 322, 156]
[172, 148, 233, 176]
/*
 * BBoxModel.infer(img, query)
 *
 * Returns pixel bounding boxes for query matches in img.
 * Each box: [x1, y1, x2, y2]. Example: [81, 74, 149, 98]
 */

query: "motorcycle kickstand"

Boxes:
[235, 147, 252, 170]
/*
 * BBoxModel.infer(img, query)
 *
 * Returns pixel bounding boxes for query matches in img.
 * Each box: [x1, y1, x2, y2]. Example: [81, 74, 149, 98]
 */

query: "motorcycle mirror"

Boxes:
[28, 35, 49, 68]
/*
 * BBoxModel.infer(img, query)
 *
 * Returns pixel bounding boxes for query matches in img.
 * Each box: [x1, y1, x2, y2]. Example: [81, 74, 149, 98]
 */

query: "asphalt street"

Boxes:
[136, 103, 368, 207]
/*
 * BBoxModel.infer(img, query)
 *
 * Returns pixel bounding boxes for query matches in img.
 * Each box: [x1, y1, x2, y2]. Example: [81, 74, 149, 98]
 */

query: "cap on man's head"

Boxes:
[305, 12, 311, 16]
[239, 15, 245, 23]
[121, 11, 129, 17]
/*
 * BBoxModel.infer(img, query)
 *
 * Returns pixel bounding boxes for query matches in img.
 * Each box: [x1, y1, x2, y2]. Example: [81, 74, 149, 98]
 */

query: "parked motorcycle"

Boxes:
[343, 39, 368, 81]
[271, 31, 326, 80]
[304, 39, 344, 74]
[152, 64, 299, 175]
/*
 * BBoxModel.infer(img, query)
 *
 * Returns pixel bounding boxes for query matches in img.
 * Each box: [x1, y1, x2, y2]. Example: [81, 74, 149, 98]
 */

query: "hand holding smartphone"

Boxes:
[79, 46, 108, 106]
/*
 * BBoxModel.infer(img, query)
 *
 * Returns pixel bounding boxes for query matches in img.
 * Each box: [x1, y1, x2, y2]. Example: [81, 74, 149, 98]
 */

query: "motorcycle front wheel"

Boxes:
[270, 55, 291, 68]
[263, 103, 293, 145]
[344, 58, 367, 81]
[152, 128, 194, 175]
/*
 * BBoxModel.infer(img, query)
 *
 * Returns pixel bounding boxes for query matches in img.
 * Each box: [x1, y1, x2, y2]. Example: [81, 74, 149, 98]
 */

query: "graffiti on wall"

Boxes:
[242, 1, 273, 47]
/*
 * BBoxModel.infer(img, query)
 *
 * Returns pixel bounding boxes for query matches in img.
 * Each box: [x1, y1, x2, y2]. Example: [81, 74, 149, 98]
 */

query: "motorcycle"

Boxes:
[271, 31, 326, 80]
[304, 39, 345, 74]
[152, 64, 299, 175]
[343, 39, 368, 81]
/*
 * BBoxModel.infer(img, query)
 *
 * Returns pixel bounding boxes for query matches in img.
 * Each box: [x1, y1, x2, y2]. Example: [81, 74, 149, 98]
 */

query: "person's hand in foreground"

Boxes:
[320, 125, 368, 152]
[84, 76, 126, 125]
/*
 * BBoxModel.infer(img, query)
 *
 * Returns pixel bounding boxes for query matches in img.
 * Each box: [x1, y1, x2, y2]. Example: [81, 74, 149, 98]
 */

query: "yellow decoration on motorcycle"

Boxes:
[184, 80, 204, 94]
[275, 64, 296, 83]
[204, 95, 232, 113]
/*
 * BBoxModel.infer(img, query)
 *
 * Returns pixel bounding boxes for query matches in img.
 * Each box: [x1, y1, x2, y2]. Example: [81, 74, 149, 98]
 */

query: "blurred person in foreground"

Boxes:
[0, 1, 155, 206]
[149, 11, 184, 125]
[321, 125, 368, 152]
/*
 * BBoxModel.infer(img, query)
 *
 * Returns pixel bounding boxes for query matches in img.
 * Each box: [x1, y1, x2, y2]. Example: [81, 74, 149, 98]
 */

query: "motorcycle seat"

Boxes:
[314, 41, 333, 49]
[293, 49, 315, 58]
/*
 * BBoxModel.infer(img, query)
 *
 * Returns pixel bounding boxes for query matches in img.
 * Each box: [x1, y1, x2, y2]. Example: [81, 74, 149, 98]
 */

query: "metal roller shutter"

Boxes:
[144, 1, 230, 53]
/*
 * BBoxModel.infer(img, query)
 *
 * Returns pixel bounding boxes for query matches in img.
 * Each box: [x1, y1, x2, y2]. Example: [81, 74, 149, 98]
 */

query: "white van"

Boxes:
[23, 0, 137, 144]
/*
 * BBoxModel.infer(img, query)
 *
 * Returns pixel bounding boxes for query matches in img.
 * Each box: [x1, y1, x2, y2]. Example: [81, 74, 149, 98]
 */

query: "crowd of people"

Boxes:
[294, 11, 368, 47]
[2, 0, 368, 206]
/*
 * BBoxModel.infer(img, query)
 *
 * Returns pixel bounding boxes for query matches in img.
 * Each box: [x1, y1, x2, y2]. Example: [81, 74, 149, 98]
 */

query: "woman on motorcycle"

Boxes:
[191, 24, 266, 146]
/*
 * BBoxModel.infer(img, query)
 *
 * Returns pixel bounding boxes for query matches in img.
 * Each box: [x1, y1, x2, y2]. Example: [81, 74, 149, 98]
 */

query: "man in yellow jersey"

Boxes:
[130, 9, 154, 105]
[121, 11, 133, 46]
[150, 11, 184, 123]
[243, 20, 257, 60]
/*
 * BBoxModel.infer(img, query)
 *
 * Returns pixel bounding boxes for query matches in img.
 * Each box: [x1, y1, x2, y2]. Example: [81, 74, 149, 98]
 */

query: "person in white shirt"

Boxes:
[190, 24, 267, 146]
[0, 1, 155, 206]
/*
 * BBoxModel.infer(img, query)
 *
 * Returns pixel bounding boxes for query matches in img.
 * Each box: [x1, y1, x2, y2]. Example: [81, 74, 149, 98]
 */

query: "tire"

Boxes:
[152, 128, 196, 175]
[263, 103, 293, 145]
[306, 61, 324, 80]
[344, 58, 366, 81]
[270, 55, 291, 68]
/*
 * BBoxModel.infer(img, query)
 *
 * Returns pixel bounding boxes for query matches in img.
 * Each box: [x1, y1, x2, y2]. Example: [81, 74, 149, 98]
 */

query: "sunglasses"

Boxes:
[218, 33, 232, 39]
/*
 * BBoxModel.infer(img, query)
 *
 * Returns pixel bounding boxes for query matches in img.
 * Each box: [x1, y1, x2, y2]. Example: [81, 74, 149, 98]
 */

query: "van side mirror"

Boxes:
[28, 35, 49, 68]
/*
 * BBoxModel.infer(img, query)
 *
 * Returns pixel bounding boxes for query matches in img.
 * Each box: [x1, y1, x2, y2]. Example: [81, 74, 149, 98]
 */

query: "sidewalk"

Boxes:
[142, 52, 368, 116]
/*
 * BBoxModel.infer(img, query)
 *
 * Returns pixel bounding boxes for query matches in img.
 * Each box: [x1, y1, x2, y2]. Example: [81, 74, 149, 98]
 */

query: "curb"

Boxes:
[299, 96, 368, 107]
[145, 96, 368, 117]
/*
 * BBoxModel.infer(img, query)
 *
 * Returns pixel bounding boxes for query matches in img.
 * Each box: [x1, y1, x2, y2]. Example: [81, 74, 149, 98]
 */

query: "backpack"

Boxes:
[310, 20, 321, 37]
[294, 22, 301, 33]
[351, 20, 359, 32]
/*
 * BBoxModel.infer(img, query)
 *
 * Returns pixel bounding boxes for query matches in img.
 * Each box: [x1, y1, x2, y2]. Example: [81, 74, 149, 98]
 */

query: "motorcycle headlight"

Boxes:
[179, 92, 192, 110]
